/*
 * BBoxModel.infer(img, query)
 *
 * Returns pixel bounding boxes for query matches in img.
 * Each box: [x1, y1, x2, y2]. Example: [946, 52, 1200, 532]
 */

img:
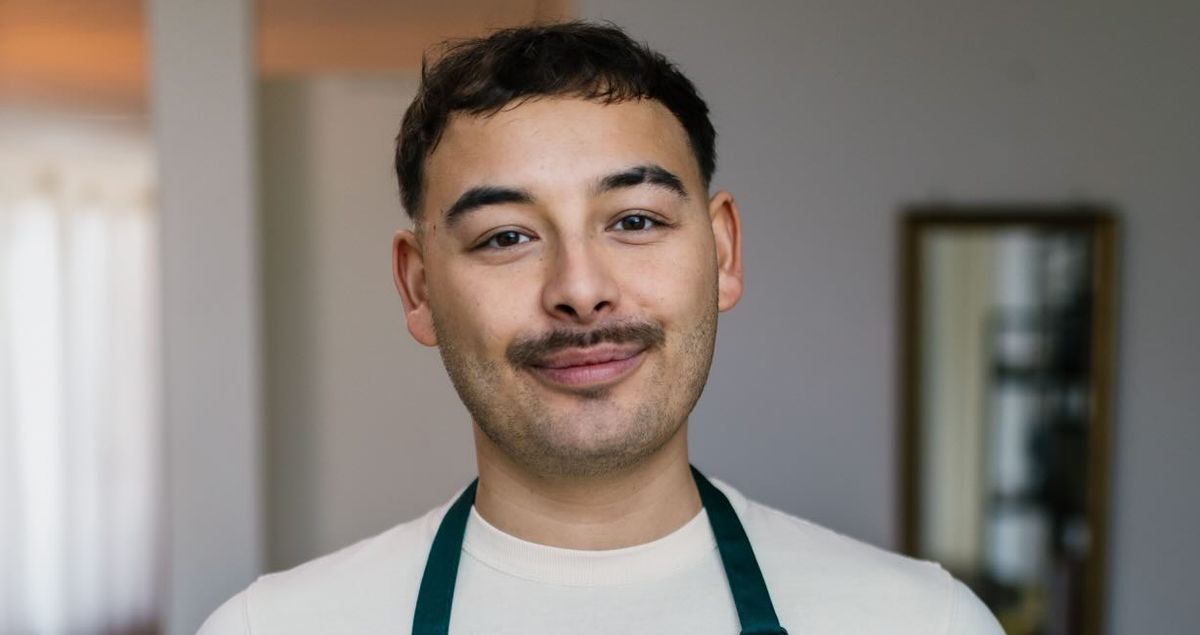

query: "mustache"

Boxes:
[506, 320, 666, 367]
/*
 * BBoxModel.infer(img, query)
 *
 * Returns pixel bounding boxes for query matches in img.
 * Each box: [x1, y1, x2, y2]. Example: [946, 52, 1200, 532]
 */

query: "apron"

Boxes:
[412, 465, 788, 634]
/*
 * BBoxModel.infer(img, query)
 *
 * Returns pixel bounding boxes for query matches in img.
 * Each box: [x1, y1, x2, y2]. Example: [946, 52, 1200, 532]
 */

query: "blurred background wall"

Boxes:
[258, 3, 1199, 633]
[210, 1, 1200, 632]
[258, 75, 475, 570]
[3, 1, 1198, 633]
[571, 5, 1199, 634]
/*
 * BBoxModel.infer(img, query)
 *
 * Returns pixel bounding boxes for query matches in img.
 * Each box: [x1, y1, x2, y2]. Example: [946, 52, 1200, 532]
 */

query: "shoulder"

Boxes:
[715, 479, 1002, 634]
[197, 499, 451, 634]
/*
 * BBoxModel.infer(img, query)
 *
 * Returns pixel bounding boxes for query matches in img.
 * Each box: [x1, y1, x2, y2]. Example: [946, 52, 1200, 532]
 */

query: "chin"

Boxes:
[483, 406, 683, 479]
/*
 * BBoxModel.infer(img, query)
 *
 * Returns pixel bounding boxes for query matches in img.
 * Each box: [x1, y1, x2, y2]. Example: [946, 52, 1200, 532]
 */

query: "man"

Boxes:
[201, 22, 1001, 634]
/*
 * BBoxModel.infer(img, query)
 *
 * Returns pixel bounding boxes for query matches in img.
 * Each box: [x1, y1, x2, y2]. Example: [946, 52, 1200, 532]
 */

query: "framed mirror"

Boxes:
[898, 206, 1117, 634]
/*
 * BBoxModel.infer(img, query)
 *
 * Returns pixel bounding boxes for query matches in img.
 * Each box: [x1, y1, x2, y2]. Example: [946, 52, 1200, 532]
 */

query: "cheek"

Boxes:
[618, 237, 716, 320]
[431, 263, 538, 353]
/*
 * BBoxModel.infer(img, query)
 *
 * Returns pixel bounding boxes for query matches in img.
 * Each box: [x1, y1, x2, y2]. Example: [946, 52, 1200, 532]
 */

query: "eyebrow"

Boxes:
[594, 164, 688, 199]
[441, 163, 688, 228]
[443, 186, 535, 228]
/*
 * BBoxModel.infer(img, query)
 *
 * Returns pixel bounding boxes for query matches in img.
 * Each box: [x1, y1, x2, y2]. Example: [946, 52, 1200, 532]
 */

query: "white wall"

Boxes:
[148, 1, 263, 633]
[579, 1, 1200, 632]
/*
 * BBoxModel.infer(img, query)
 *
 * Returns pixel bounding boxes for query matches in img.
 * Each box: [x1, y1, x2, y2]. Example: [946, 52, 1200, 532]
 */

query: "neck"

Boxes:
[471, 424, 701, 550]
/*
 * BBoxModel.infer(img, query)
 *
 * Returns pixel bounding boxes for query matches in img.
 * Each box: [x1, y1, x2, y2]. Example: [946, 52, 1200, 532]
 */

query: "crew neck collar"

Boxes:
[460, 477, 746, 587]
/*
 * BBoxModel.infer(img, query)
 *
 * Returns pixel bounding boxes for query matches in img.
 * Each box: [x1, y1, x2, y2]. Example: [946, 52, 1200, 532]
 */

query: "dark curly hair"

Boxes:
[395, 21, 716, 221]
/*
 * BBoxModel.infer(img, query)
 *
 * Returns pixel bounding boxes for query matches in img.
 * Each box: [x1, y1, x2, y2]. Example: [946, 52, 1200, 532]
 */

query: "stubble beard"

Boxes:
[432, 295, 718, 480]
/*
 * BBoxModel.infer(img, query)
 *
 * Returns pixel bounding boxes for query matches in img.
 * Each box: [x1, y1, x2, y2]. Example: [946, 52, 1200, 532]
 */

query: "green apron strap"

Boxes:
[412, 468, 788, 634]
[691, 465, 788, 635]
[412, 479, 477, 635]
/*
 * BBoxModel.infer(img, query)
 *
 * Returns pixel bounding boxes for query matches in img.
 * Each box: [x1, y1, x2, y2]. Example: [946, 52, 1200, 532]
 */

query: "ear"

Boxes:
[392, 229, 438, 346]
[708, 191, 744, 312]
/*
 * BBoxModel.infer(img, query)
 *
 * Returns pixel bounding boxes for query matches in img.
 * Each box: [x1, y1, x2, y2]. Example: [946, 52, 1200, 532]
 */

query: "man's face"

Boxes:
[393, 97, 743, 478]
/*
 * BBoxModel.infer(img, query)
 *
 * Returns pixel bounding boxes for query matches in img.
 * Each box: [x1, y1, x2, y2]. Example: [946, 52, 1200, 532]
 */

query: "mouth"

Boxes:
[526, 344, 647, 390]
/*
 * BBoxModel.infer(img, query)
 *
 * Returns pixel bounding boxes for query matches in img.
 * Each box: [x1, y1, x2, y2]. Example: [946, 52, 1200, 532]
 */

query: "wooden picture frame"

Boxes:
[897, 205, 1117, 634]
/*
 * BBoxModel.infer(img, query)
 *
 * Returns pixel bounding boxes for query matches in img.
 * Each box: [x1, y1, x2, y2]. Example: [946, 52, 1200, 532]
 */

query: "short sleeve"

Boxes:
[946, 578, 1004, 634]
[197, 591, 252, 635]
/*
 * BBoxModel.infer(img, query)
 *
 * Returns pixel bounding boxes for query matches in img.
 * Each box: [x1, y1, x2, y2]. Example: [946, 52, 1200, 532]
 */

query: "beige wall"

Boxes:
[258, 75, 475, 570]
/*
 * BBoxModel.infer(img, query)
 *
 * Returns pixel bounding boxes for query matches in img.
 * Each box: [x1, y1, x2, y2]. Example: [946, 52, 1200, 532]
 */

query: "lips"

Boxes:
[533, 344, 645, 369]
[527, 344, 647, 388]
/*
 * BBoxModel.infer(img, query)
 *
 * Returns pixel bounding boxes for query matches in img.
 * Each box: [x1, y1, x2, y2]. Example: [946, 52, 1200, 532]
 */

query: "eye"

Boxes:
[611, 214, 658, 232]
[480, 229, 533, 250]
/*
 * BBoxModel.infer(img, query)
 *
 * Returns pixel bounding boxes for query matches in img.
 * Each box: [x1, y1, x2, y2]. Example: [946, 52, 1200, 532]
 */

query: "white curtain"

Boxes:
[0, 115, 161, 634]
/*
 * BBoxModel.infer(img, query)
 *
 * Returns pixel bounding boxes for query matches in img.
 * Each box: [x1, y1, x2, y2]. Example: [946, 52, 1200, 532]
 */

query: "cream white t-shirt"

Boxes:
[199, 479, 1002, 634]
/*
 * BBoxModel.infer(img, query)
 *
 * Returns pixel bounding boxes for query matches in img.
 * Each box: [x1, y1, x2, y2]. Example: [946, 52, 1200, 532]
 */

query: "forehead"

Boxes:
[422, 98, 700, 217]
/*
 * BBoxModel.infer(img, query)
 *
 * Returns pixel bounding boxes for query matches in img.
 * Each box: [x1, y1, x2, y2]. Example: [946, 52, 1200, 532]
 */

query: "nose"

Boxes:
[541, 236, 620, 325]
